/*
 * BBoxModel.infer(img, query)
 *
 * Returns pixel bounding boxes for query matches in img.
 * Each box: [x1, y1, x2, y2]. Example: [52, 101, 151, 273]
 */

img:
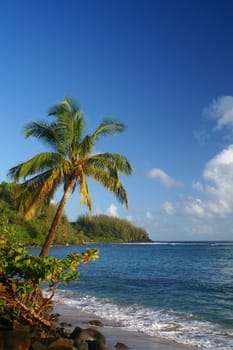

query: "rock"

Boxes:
[14, 324, 31, 332]
[70, 326, 106, 350]
[76, 342, 88, 350]
[31, 340, 47, 350]
[50, 313, 60, 322]
[48, 337, 74, 349]
[0, 330, 31, 350]
[60, 321, 73, 328]
[88, 320, 104, 327]
[87, 340, 105, 350]
[115, 342, 129, 349]
[0, 313, 13, 330]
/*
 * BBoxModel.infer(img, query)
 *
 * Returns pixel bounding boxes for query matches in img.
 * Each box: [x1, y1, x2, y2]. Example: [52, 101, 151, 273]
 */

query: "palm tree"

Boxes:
[8, 97, 133, 257]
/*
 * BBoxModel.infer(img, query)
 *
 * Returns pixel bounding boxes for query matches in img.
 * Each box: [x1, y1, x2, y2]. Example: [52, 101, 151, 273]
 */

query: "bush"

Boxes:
[0, 226, 99, 332]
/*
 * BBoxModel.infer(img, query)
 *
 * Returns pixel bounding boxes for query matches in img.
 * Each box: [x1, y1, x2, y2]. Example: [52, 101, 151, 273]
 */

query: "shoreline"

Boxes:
[54, 301, 199, 350]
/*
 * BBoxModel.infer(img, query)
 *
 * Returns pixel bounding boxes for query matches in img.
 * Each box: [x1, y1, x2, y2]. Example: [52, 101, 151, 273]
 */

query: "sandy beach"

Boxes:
[54, 301, 198, 350]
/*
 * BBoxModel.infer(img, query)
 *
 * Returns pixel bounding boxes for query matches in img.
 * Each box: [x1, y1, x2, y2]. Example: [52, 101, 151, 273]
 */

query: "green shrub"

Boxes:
[0, 226, 99, 331]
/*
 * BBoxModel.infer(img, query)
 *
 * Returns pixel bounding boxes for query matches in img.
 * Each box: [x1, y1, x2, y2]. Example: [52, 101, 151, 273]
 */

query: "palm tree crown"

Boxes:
[8, 97, 133, 256]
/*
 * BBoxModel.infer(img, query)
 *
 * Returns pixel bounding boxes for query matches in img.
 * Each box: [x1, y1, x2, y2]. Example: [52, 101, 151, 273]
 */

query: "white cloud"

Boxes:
[126, 215, 133, 222]
[193, 130, 210, 145]
[171, 145, 233, 221]
[144, 211, 159, 231]
[203, 95, 233, 130]
[182, 198, 206, 219]
[146, 211, 154, 220]
[190, 224, 213, 235]
[192, 181, 204, 192]
[106, 203, 119, 217]
[162, 201, 175, 215]
[202, 145, 233, 217]
[148, 168, 183, 187]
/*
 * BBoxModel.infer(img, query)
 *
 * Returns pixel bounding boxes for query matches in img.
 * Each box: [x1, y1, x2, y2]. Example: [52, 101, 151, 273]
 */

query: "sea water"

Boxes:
[31, 242, 233, 349]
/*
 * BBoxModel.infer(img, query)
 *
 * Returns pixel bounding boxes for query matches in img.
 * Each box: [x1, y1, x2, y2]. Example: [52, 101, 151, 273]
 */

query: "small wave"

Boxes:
[210, 242, 233, 246]
[54, 289, 233, 350]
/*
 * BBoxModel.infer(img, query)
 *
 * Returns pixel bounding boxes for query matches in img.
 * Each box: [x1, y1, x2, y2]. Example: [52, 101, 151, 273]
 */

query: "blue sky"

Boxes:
[1, 0, 233, 241]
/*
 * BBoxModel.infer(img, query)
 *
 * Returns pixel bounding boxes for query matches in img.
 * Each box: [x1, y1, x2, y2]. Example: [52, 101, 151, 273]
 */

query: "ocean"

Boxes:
[31, 242, 233, 349]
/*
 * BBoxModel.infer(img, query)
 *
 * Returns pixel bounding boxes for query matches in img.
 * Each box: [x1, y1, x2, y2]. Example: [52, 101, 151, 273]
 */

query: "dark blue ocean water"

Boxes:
[31, 242, 233, 349]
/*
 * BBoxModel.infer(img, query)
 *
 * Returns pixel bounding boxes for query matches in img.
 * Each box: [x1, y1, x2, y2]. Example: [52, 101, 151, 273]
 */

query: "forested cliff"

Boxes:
[72, 214, 151, 243]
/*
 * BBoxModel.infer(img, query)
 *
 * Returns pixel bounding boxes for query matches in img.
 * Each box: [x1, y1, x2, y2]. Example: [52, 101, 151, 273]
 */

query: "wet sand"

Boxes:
[54, 302, 198, 350]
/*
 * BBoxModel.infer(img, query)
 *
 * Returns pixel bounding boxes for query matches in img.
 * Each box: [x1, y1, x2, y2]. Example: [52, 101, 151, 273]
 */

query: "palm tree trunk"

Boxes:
[39, 181, 75, 257]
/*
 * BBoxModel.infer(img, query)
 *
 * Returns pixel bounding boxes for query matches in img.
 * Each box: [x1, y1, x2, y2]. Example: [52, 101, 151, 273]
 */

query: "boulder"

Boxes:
[70, 326, 106, 350]
[0, 330, 31, 350]
[115, 342, 129, 349]
[0, 313, 13, 330]
[31, 341, 47, 350]
[48, 337, 74, 349]
[88, 320, 104, 327]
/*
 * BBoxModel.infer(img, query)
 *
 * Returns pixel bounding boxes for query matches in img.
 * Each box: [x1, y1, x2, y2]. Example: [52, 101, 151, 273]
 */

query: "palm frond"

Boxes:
[86, 153, 133, 175]
[79, 172, 92, 212]
[48, 96, 79, 117]
[8, 153, 64, 181]
[24, 121, 66, 154]
[48, 97, 86, 160]
[87, 167, 128, 208]
[14, 168, 63, 219]
[70, 109, 86, 154]
[92, 118, 125, 141]
[77, 135, 94, 158]
[115, 184, 129, 207]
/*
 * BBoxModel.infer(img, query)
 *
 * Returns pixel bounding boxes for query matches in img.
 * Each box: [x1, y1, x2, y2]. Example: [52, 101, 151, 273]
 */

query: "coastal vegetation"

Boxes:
[73, 214, 151, 243]
[0, 228, 99, 346]
[0, 181, 150, 244]
[0, 181, 78, 246]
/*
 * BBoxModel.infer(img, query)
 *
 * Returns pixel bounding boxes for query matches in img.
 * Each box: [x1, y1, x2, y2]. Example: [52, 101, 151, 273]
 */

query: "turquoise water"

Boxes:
[32, 242, 233, 349]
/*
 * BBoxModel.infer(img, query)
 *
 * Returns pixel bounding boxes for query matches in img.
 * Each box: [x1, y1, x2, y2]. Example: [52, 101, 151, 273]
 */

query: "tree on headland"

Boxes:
[8, 97, 133, 256]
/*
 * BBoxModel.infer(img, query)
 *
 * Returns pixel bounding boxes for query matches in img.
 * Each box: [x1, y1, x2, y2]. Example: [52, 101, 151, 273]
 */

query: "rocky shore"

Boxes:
[0, 300, 199, 350]
[53, 302, 199, 350]
[0, 316, 108, 350]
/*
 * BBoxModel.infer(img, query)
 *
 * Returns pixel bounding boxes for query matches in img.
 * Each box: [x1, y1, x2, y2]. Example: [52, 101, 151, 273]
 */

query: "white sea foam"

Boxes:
[54, 289, 233, 350]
